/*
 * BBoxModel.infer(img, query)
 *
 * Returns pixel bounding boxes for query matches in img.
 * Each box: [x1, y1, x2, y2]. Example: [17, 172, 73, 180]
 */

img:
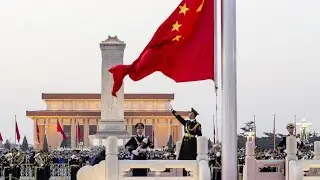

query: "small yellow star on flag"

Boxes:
[172, 35, 182, 41]
[172, 21, 182, 31]
[179, 3, 189, 15]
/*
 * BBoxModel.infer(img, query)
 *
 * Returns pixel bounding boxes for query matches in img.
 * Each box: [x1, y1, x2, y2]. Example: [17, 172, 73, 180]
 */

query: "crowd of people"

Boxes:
[0, 110, 314, 179]
[0, 142, 316, 179]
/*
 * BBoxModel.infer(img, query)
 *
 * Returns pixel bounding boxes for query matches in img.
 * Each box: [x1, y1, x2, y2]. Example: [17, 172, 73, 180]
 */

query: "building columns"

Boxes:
[34, 118, 39, 149]
[71, 118, 76, 148]
[127, 118, 132, 136]
[168, 119, 171, 138]
[84, 118, 89, 148]
[153, 118, 157, 148]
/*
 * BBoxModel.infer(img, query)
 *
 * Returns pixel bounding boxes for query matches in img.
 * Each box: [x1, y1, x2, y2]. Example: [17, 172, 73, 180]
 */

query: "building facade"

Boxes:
[26, 93, 188, 149]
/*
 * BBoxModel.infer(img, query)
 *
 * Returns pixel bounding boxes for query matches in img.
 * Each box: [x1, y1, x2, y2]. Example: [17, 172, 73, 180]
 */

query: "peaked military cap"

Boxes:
[189, 107, 199, 116]
[135, 122, 144, 129]
[286, 123, 295, 128]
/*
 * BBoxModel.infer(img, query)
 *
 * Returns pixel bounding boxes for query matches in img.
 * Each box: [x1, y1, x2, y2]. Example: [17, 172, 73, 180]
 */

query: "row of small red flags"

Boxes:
[0, 121, 82, 144]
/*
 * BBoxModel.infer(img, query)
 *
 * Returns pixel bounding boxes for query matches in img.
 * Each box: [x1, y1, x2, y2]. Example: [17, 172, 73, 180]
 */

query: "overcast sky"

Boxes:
[1, 0, 319, 143]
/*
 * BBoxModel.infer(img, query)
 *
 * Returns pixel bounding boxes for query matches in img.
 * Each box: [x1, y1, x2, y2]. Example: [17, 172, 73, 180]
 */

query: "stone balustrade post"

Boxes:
[285, 136, 297, 180]
[105, 136, 119, 180]
[314, 141, 320, 160]
[243, 141, 255, 180]
[175, 141, 182, 159]
[197, 136, 211, 180]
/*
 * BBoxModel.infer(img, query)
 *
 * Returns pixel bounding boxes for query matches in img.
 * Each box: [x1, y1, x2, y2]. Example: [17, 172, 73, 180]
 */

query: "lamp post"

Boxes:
[296, 119, 312, 144]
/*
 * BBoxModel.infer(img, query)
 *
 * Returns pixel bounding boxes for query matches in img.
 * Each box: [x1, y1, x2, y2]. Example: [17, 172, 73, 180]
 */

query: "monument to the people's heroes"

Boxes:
[94, 36, 128, 146]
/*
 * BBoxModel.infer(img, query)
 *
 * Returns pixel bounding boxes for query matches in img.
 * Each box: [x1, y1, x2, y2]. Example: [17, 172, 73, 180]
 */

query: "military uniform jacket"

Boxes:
[277, 134, 304, 153]
[125, 135, 154, 160]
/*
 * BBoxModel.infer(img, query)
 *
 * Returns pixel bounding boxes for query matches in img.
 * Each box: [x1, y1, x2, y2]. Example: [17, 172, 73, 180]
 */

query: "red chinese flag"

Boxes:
[0, 132, 3, 141]
[77, 123, 82, 141]
[36, 122, 40, 143]
[15, 121, 20, 142]
[109, 0, 214, 96]
[57, 121, 67, 140]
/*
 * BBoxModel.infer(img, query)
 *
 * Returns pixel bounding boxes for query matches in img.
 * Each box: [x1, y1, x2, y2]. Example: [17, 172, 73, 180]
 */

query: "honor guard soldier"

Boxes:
[4, 152, 12, 180]
[125, 123, 154, 176]
[70, 154, 81, 180]
[90, 149, 105, 166]
[277, 123, 304, 153]
[169, 104, 202, 176]
[277, 123, 305, 176]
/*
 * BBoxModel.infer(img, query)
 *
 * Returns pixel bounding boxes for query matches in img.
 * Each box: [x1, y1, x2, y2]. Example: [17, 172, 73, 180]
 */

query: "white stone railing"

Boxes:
[77, 136, 211, 180]
[243, 136, 320, 180]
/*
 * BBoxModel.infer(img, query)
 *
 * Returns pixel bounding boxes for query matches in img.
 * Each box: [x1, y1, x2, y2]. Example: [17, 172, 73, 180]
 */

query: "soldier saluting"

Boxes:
[169, 104, 202, 176]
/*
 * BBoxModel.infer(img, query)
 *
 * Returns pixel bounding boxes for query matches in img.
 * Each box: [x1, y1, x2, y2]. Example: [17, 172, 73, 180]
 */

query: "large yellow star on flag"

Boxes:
[196, 0, 205, 12]
[179, 3, 189, 15]
[172, 21, 182, 31]
[172, 35, 182, 41]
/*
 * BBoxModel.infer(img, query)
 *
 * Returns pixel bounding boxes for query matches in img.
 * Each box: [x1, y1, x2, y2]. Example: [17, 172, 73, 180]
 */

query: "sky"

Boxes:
[1, 0, 320, 143]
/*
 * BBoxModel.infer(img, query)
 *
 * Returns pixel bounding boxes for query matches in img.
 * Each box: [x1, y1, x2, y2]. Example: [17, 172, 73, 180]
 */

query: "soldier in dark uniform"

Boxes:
[277, 123, 304, 176]
[213, 151, 221, 180]
[169, 104, 202, 176]
[3, 153, 12, 180]
[277, 123, 304, 153]
[34, 150, 48, 180]
[125, 123, 154, 176]
[90, 149, 105, 166]
[70, 154, 82, 180]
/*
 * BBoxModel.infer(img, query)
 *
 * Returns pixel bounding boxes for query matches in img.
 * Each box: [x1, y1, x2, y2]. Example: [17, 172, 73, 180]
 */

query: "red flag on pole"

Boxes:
[109, 0, 215, 96]
[0, 132, 3, 141]
[15, 120, 20, 143]
[77, 123, 82, 141]
[36, 122, 40, 143]
[57, 121, 67, 140]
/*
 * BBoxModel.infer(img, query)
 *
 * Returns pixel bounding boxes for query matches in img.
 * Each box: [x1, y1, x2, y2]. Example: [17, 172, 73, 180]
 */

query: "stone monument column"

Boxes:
[96, 36, 128, 145]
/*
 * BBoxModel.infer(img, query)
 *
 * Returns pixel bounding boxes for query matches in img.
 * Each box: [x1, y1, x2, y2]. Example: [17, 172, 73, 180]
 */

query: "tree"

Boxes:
[4, 139, 11, 149]
[208, 139, 213, 150]
[167, 134, 173, 151]
[43, 135, 48, 151]
[21, 136, 29, 151]
[240, 121, 255, 135]
[60, 139, 67, 148]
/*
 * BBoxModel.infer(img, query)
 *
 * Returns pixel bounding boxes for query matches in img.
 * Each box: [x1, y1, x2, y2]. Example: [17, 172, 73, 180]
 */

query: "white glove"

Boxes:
[216, 152, 221, 157]
[168, 103, 173, 112]
[132, 150, 139, 156]
[143, 138, 148, 144]
[297, 138, 301, 144]
[284, 150, 287, 153]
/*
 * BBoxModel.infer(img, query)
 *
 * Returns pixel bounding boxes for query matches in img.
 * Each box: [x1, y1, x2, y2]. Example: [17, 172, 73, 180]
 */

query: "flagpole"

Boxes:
[214, 87, 218, 142]
[221, 0, 238, 178]
[213, 115, 216, 144]
[273, 114, 276, 151]
[14, 115, 16, 145]
[294, 115, 297, 136]
[253, 114, 256, 146]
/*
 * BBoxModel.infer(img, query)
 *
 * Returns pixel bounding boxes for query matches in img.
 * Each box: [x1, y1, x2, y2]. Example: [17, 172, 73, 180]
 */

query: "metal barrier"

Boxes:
[0, 163, 243, 179]
[0, 163, 70, 180]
